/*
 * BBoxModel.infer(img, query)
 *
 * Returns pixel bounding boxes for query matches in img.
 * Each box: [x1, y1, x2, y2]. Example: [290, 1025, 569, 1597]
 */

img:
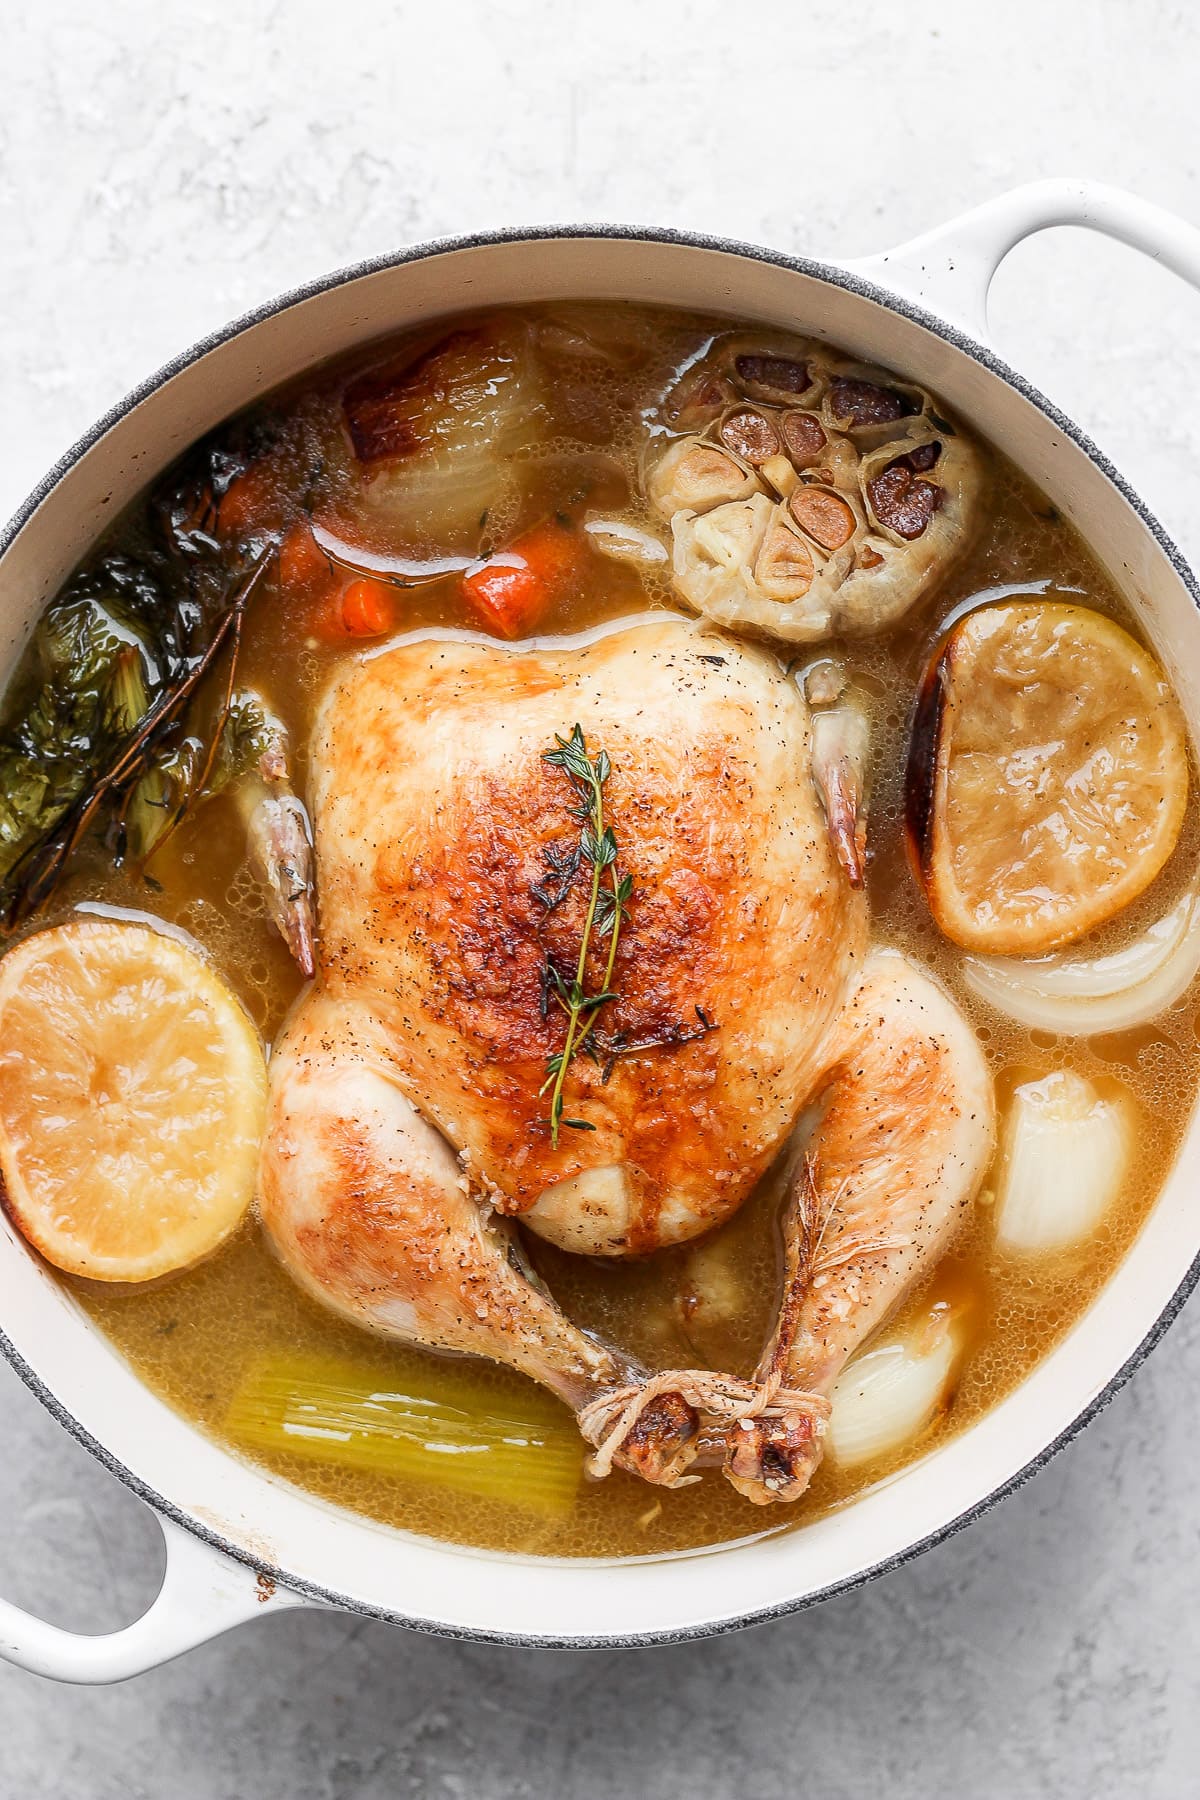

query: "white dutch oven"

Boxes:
[2, 180, 1200, 1681]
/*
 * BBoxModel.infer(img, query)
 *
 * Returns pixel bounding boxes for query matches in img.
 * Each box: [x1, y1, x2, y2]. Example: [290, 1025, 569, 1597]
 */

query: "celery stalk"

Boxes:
[225, 1354, 583, 1519]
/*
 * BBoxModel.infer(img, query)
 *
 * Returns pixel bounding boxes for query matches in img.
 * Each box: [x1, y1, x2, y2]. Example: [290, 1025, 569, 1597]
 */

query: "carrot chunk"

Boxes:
[277, 521, 332, 595]
[216, 462, 279, 539]
[339, 578, 397, 637]
[461, 522, 580, 638]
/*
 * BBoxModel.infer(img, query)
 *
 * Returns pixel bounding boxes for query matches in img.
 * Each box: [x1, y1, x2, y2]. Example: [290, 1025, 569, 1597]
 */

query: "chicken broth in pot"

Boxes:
[1, 301, 1196, 1559]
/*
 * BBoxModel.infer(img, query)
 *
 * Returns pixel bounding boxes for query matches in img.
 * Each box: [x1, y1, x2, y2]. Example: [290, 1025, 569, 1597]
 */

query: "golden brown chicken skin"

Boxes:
[310, 617, 867, 1256]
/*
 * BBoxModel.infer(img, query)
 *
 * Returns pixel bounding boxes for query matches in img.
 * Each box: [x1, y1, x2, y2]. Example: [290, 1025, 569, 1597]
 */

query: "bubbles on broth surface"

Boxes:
[62, 302, 1200, 1561]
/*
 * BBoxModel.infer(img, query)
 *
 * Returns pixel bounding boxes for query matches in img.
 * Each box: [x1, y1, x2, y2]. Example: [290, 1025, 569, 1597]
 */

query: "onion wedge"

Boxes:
[827, 1306, 963, 1470]
[583, 515, 669, 569]
[993, 1070, 1133, 1255]
[962, 883, 1200, 1035]
[310, 519, 471, 584]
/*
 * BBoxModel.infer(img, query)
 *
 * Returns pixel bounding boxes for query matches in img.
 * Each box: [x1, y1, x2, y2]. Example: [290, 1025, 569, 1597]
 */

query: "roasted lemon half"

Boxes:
[907, 600, 1189, 955]
[0, 918, 266, 1281]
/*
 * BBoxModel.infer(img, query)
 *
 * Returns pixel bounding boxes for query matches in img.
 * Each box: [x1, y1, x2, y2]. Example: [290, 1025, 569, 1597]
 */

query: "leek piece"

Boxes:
[225, 1353, 583, 1519]
[993, 1069, 1132, 1255]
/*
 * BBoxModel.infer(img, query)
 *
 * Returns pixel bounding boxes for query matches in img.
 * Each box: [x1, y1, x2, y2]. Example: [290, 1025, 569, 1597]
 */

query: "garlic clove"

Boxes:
[648, 438, 760, 519]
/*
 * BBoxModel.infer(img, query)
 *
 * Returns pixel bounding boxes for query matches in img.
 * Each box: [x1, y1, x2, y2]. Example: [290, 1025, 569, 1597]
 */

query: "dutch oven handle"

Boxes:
[845, 177, 1200, 340]
[0, 1512, 306, 1683]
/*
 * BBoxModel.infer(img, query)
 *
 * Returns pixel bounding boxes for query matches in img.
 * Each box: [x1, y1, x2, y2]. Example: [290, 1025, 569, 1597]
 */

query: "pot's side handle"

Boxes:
[844, 179, 1200, 341]
[0, 1513, 307, 1683]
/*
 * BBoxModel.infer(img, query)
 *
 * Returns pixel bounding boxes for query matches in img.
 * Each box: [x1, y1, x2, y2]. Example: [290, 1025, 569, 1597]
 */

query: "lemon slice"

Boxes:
[907, 601, 1189, 954]
[0, 919, 266, 1281]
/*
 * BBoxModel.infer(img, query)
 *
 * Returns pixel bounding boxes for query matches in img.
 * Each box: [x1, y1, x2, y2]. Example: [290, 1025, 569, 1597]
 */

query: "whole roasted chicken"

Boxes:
[259, 608, 995, 1502]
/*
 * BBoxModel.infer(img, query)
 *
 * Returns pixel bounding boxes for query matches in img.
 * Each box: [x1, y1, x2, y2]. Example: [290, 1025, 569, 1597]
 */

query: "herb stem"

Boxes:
[546, 755, 604, 1147]
[539, 726, 629, 1148]
[573, 860, 623, 1062]
[576, 782, 605, 993]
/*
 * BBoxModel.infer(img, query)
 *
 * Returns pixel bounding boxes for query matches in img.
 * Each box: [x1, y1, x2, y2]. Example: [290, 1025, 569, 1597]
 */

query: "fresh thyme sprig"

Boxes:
[592, 1006, 718, 1085]
[538, 724, 632, 1147]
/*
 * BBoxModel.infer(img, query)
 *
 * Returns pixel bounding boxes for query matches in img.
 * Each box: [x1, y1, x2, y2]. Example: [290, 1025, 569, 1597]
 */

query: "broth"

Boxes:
[9, 302, 1199, 1559]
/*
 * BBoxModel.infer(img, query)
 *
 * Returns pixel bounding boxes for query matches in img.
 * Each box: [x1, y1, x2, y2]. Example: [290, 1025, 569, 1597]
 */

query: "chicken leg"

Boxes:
[258, 989, 700, 1484]
[725, 948, 995, 1504]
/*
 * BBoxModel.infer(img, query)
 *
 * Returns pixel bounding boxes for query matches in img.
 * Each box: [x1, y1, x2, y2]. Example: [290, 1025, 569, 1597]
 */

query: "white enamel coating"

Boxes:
[0, 1516, 306, 1682]
[3, 179, 1200, 1678]
[847, 177, 1200, 341]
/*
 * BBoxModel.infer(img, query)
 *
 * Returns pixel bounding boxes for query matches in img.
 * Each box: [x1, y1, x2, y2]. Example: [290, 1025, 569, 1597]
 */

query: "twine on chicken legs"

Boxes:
[578, 1368, 833, 1486]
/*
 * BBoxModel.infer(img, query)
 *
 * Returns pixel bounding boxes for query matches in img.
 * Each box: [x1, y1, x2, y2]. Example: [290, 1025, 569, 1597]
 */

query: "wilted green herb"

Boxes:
[0, 545, 272, 926]
[0, 422, 301, 926]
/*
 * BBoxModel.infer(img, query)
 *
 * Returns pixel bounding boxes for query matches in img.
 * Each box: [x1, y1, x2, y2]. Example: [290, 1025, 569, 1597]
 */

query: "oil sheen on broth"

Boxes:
[44, 302, 1200, 1560]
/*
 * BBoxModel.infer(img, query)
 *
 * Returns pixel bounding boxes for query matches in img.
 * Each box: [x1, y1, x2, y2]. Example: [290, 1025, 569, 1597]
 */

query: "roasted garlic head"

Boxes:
[640, 335, 984, 643]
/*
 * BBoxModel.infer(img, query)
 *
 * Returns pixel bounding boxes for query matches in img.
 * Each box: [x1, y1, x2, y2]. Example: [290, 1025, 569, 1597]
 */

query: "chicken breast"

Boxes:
[310, 616, 866, 1255]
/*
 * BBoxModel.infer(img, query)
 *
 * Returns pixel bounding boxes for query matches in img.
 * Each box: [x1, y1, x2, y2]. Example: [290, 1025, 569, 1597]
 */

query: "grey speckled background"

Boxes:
[3, 3, 1200, 1794]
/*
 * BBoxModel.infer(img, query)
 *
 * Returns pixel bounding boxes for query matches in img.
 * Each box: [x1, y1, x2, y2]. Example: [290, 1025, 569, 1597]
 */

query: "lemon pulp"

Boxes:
[0, 918, 266, 1281]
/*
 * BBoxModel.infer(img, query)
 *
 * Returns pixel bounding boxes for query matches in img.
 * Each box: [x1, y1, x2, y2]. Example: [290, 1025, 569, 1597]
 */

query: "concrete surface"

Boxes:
[3, 2, 1200, 1794]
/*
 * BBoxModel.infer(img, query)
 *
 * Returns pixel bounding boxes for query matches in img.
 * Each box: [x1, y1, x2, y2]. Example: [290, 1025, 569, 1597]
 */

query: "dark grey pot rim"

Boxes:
[1, 220, 1198, 1652]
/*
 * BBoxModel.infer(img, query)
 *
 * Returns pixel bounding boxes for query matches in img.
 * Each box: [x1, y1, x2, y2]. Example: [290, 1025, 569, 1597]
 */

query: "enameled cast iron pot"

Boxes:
[3, 179, 1200, 1680]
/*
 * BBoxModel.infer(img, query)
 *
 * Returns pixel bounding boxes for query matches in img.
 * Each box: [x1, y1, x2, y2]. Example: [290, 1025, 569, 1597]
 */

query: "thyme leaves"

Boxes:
[595, 1005, 718, 1085]
[537, 725, 631, 1147]
[534, 725, 720, 1146]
